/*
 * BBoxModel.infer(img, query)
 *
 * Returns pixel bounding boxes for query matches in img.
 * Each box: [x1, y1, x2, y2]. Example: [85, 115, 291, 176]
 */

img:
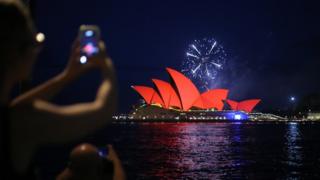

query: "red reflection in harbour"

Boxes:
[137, 122, 237, 178]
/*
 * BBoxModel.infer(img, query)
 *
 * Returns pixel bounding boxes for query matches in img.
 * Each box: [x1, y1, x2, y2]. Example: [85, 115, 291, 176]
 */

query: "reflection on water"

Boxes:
[170, 123, 234, 178]
[39, 122, 320, 179]
[107, 122, 320, 179]
[285, 122, 303, 177]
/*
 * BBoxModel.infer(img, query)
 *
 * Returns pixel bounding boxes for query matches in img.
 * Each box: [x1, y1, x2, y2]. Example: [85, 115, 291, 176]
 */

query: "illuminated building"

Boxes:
[307, 112, 320, 120]
[130, 67, 261, 121]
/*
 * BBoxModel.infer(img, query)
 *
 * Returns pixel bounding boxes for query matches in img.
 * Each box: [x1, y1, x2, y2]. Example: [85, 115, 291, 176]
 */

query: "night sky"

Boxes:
[31, 0, 320, 113]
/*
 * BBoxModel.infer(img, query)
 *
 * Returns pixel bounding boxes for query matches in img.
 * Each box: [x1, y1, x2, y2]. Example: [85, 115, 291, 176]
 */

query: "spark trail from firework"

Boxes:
[182, 38, 227, 91]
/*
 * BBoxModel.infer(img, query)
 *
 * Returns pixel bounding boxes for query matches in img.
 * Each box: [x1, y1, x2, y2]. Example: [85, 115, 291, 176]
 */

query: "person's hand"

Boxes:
[106, 144, 126, 180]
[106, 145, 120, 163]
[62, 38, 111, 80]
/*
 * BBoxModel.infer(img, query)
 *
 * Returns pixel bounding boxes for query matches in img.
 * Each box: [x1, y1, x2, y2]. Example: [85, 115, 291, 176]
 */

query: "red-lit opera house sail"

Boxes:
[152, 79, 182, 109]
[225, 99, 238, 111]
[151, 92, 165, 106]
[226, 99, 261, 113]
[192, 89, 229, 110]
[192, 95, 205, 109]
[166, 68, 201, 111]
[131, 86, 164, 106]
[200, 89, 229, 110]
[238, 99, 261, 113]
[132, 68, 262, 113]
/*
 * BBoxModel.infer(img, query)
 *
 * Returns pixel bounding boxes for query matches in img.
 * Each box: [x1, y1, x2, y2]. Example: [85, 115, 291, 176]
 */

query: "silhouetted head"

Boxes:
[0, 0, 41, 83]
[69, 143, 103, 175]
[57, 143, 114, 180]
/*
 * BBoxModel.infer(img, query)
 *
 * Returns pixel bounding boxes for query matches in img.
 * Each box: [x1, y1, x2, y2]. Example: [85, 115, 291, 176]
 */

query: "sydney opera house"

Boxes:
[129, 67, 261, 121]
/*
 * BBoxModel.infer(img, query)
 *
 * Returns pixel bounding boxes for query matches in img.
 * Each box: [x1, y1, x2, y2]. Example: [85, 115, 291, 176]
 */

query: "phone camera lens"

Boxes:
[80, 56, 87, 64]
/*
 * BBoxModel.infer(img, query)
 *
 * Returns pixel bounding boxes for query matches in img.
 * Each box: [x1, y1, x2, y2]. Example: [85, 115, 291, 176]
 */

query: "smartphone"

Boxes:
[79, 25, 101, 64]
[98, 146, 108, 157]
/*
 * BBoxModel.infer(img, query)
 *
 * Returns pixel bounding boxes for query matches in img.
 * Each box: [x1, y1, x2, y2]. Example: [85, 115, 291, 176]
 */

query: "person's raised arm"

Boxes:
[106, 145, 126, 180]
[8, 55, 116, 173]
[10, 39, 94, 106]
[10, 39, 118, 144]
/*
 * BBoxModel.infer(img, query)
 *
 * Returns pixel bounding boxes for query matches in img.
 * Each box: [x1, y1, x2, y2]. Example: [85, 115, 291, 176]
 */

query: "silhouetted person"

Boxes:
[0, 0, 117, 179]
[57, 144, 126, 180]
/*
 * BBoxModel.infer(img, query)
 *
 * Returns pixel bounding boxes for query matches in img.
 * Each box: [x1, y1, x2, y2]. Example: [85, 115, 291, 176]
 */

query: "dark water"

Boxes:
[38, 122, 320, 179]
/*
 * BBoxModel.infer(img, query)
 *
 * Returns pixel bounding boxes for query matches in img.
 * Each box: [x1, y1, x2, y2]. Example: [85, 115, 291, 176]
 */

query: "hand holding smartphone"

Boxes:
[98, 146, 108, 158]
[78, 25, 101, 64]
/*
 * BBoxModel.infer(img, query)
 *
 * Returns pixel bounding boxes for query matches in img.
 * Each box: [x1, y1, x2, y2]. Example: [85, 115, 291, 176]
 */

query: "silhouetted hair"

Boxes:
[0, 0, 34, 72]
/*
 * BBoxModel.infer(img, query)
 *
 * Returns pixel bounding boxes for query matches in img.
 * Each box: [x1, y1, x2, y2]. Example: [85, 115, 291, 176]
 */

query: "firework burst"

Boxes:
[181, 38, 227, 90]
